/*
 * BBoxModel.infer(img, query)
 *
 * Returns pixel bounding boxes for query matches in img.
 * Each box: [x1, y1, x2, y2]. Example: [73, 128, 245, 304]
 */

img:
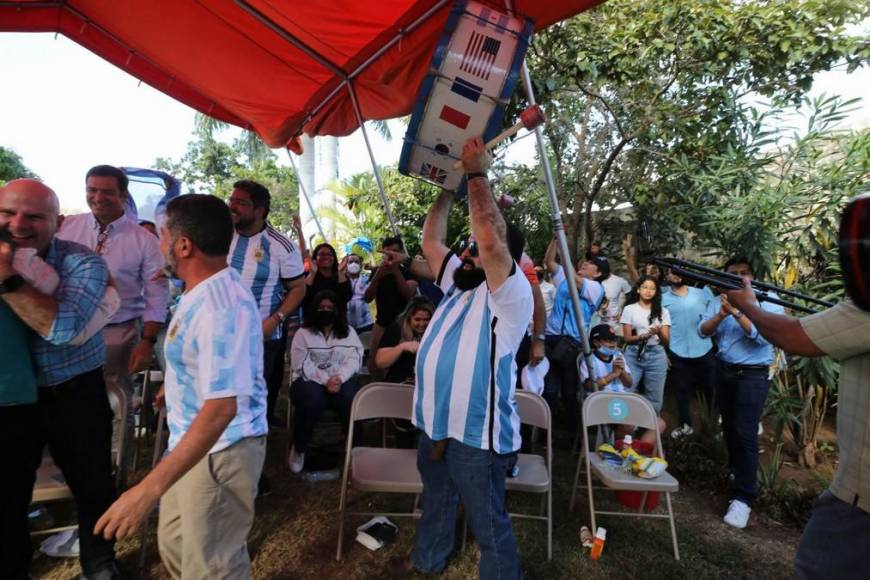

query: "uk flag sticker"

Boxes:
[608, 400, 628, 421]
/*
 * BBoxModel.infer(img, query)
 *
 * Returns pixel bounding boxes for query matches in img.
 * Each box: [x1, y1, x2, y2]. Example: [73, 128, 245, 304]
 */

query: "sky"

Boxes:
[1, 32, 868, 213]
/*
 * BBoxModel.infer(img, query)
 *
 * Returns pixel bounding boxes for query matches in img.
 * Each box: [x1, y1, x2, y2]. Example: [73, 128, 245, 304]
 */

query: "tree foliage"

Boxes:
[521, 0, 869, 256]
[0, 146, 38, 185]
[154, 116, 299, 232]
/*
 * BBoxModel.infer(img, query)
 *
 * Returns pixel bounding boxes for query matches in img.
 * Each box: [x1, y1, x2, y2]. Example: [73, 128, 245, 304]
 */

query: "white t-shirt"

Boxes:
[620, 302, 671, 347]
[601, 274, 632, 326]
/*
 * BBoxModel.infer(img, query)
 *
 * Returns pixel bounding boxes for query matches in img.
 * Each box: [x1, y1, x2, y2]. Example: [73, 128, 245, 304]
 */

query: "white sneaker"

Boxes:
[288, 446, 305, 474]
[723, 499, 751, 529]
[670, 424, 694, 439]
[758, 422, 764, 436]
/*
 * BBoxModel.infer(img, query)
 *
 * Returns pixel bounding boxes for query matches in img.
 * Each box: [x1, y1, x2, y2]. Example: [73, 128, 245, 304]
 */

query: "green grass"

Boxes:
[32, 418, 802, 579]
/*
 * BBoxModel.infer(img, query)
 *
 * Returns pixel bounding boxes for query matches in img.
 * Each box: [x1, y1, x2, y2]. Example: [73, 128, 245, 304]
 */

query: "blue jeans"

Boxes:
[289, 377, 358, 453]
[716, 362, 770, 506]
[412, 434, 522, 579]
[623, 344, 668, 412]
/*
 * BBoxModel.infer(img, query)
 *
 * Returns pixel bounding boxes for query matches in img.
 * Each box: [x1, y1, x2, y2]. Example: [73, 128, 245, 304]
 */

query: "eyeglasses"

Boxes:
[457, 239, 478, 257]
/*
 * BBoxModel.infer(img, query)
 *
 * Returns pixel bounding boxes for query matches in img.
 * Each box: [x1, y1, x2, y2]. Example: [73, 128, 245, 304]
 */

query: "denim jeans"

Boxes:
[669, 350, 717, 425]
[413, 434, 522, 579]
[289, 377, 358, 453]
[716, 362, 770, 506]
[623, 344, 668, 412]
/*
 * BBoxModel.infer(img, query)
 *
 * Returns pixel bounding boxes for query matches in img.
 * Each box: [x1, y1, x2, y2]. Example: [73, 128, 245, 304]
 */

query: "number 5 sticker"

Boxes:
[608, 399, 628, 421]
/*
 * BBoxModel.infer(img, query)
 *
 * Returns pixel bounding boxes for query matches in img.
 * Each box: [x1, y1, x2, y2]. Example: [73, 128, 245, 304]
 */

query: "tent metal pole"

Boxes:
[286, 149, 327, 242]
[517, 65, 597, 380]
[505, 1, 596, 382]
[346, 82, 400, 236]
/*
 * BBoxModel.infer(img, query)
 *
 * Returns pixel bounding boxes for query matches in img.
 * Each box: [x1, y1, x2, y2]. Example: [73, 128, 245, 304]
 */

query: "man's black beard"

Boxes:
[453, 259, 486, 290]
[670, 279, 685, 288]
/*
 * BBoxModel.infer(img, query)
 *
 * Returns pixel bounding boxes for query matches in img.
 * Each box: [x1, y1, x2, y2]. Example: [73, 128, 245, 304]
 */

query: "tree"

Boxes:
[522, 0, 869, 257]
[155, 117, 299, 232]
[675, 95, 870, 467]
[0, 146, 38, 184]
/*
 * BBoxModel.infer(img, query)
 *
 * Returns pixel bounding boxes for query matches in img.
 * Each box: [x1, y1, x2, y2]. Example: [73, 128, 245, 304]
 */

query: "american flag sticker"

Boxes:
[421, 163, 448, 184]
[451, 77, 483, 103]
[460, 31, 501, 81]
[439, 104, 471, 129]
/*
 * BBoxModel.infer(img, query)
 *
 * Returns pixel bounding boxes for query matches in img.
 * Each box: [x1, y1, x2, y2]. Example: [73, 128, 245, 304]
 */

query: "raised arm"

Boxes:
[421, 189, 453, 273]
[544, 237, 559, 275]
[462, 137, 512, 292]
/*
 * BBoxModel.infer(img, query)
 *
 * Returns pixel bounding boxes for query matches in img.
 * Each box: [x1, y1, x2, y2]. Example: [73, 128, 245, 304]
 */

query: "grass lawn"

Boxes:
[31, 415, 804, 580]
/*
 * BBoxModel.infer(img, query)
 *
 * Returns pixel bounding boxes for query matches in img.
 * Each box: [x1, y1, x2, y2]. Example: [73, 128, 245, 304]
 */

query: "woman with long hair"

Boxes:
[287, 290, 362, 474]
[620, 275, 671, 413]
[301, 243, 352, 318]
[374, 296, 435, 384]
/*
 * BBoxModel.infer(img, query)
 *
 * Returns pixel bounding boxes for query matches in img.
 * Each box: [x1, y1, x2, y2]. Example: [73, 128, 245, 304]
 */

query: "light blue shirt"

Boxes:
[544, 265, 604, 340]
[163, 268, 268, 454]
[662, 286, 714, 359]
[700, 294, 784, 365]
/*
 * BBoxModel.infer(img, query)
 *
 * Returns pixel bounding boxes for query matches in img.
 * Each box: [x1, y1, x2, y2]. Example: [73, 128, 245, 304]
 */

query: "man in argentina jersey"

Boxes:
[404, 138, 532, 580]
[95, 195, 267, 580]
[227, 180, 305, 426]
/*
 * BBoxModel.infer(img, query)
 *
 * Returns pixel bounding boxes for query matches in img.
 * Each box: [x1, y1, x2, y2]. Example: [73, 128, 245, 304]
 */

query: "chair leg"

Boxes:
[547, 486, 553, 562]
[638, 491, 649, 514]
[586, 457, 597, 534]
[665, 492, 679, 561]
[336, 480, 348, 561]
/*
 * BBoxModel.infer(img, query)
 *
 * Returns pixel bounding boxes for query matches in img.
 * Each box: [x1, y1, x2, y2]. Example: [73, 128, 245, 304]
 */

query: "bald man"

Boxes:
[0, 179, 121, 580]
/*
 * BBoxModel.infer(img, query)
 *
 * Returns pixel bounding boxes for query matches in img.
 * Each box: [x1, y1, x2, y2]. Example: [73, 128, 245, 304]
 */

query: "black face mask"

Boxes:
[315, 310, 337, 327]
[453, 258, 486, 291]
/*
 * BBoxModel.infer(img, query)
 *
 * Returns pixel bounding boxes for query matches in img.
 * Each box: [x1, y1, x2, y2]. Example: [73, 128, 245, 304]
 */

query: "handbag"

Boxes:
[548, 309, 581, 364]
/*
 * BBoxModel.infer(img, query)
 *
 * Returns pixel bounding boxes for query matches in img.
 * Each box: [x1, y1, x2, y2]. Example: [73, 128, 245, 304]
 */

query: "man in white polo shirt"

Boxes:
[94, 194, 267, 580]
[396, 138, 532, 580]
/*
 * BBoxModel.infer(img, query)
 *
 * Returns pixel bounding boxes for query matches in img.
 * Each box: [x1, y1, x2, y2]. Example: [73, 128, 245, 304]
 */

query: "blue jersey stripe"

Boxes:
[462, 300, 493, 448]
[251, 236, 271, 306]
[230, 236, 248, 273]
[496, 353, 516, 452]
[432, 296, 477, 437]
[414, 289, 465, 427]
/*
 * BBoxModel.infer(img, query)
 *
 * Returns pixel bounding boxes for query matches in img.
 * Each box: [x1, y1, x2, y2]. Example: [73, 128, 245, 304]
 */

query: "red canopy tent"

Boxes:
[2, 0, 606, 375]
[0, 0, 601, 148]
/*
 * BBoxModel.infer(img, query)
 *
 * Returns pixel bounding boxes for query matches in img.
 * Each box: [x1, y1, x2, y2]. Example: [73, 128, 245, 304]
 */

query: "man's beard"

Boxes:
[670, 278, 685, 288]
[453, 258, 486, 290]
[163, 246, 179, 279]
[232, 213, 254, 231]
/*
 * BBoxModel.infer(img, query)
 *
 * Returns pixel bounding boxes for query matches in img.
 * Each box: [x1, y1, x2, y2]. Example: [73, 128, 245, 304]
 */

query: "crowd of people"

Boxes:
[0, 135, 867, 580]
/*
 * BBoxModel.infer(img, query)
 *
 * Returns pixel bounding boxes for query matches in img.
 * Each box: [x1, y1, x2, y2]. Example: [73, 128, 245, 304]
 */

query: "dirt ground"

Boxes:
[31, 415, 809, 580]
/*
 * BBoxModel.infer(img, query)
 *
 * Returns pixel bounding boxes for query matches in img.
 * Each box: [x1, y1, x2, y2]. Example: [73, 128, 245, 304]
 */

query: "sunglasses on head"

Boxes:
[457, 239, 479, 257]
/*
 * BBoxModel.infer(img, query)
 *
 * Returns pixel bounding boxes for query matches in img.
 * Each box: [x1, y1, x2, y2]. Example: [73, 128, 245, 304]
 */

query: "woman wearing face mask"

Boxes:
[287, 290, 363, 474]
[301, 243, 352, 319]
[345, 253, 374, 333]
[374, 297, 435, 384]
[620, 275, 671, 413]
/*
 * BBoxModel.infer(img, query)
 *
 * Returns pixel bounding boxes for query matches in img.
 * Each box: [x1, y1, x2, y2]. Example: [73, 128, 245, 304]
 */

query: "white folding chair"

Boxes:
[335, 382, 422, 561]
[570, 391, 680, 560]
[507, 390, 553, 561]
[138, 406, 168, 572]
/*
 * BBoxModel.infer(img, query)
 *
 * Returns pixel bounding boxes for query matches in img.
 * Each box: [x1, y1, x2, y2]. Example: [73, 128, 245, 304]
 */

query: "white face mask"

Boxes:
[347, 262, 361, 275]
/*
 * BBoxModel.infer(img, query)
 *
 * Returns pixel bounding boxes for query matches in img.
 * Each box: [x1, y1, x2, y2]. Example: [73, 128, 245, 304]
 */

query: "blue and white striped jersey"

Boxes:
[228, 225, 304, 339]
[413, 253, 533, 454]
[163, 268, 268, 454]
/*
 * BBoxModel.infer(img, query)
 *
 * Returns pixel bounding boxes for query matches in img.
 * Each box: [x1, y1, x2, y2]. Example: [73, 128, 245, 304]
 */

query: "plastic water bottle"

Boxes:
[302, 468, 340, 483]
[590, 527, 607, 561]
[622, 434, 633, 451]
[580, 526, 594, 549]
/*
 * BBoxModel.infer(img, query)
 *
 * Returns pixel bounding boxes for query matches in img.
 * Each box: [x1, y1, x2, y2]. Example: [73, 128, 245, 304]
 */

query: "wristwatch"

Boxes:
[534, 334, 546, 342]
[0, 274, 25, 295]
[466, 172, 487, 181]
[733, 311, 744, 319]
[273, 310, 287, 323]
